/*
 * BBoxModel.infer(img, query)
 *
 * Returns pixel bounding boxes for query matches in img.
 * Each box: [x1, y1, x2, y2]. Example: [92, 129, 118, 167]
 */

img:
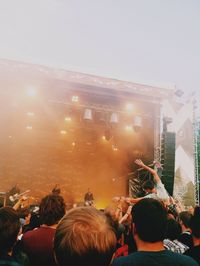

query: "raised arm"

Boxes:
[135, 159, 161, 184]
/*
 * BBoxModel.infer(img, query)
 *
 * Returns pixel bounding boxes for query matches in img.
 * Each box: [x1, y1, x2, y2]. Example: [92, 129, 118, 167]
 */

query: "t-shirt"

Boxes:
[0, 254, 22, 266]
[144, 181, 169, 202]
[178, 231, 194, 249]
[22, 227, 56, 266]
[185, 245, 200, 265]
[112, 250, 198, 266]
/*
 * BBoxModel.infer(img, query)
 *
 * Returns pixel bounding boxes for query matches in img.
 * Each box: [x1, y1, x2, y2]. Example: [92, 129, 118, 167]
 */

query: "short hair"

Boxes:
[190, 206, 200, 238]
[142, 180, 155, 191]
[165, 218, 181, 240]
[0, 207, 20, 255]
[39, 194, 66, 226]
[131, 198, 167, 243]
[54, 207, 117, 266]
[179, 211, 192, 228]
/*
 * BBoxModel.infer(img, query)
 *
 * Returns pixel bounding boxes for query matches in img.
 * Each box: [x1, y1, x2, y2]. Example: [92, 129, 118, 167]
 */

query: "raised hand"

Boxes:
[134, 159, 145, 167]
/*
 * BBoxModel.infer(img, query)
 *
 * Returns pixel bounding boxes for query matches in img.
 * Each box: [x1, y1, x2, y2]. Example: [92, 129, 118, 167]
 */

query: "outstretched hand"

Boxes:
[134, 159, 145, 167]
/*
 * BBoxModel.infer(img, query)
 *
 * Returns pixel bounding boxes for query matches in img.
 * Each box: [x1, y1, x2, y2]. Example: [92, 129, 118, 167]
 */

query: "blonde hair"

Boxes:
[54, 207, 116, 266]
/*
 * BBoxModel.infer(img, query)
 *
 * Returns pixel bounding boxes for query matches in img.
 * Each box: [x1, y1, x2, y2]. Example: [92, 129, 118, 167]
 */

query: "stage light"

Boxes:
[72, 142, 76, 146]
[26, 126, 32, 130]
[64, 117, 72, 122]
[110, 112, 119, 123]
[125, 125, 133, 132]
[102, 135, 106, 141]
[126, 103, 134, 112]
[83, 109, 93, 120]
[27, 112, 35, 117]
[133, 116, 142, 132]
[26, 86, 37, 97]
[60, 130, 67, 135]
[72, 95, 79, 102]
[104, 128, 112, 141]
[112, 144, 118, 151]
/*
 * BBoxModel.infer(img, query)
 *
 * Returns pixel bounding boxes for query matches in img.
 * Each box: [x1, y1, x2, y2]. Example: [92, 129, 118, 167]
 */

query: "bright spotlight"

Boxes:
[72, 142, 76, 146]
[26, 126, 33, 130]
[26, 86, 37, 97]
[126, 103, 134, 112]
[64, 117, 72, 122]
[102, 136, 106, 141]
[133, 116, 142, 132]
[83, 109, 93, 121]
[125, 125, 132, 132]
[27, 112, 35, 117]
[112, 144, 118, 151]
[110, 112, 119, 123]
[72, 96, 79, 102]
[60, 130, 67, 135]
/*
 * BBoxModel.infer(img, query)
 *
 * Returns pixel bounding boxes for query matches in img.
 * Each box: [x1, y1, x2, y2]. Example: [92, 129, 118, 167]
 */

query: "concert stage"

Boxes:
[0, 59, 197, 207]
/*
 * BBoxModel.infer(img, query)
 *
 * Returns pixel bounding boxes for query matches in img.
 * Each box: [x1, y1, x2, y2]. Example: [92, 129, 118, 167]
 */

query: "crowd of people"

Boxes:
[0, 159, 200, 266]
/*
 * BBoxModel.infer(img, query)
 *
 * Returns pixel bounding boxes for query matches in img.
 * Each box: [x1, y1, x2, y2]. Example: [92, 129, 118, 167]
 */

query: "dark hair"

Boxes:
[131, 198, 167, 243]
[142, 180, 155, 191]
[105, 212, 125, 241]
[190, 206, 200, 238]
[179, 211, 192, 228]
[17, 208, 30, 219]
[0, 207, 20, 255]
[54, 207, 116, 266]
[39, 194, 66, 226]
[165, 218, 181, 240]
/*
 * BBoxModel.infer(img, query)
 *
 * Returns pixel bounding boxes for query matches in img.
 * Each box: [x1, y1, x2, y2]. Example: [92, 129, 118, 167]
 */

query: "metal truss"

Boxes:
[193, 101, 200, 205]
[154, 104, 162, 163]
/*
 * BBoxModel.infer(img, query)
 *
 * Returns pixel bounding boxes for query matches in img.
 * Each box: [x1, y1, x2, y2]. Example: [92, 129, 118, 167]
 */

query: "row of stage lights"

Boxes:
[6, 87, 145, 153]
[25, 86, 143, 131]
[15, 86, 143, 151]
[24, 111, 142, 134]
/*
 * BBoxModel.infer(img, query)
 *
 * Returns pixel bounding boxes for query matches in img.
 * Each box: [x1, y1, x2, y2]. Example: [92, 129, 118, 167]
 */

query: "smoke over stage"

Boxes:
[0, 59, 195, 208]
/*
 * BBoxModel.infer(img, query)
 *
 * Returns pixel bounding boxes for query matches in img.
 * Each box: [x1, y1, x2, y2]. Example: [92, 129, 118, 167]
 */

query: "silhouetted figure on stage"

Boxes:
[52, 184, 61, 195]
[84, 188, 94, 206]
[9, 183, 20, 196]
[7, 184, 21, 206]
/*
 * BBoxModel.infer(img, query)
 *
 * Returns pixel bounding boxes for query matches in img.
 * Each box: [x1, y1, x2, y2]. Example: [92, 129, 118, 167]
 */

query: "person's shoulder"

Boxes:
[22, 227, 40, 239]
[165, 250, 198, 265]
[155, 180, 164, 187]
[112, 253, 140, 266]
[112, 254, 132, 266]
[0, 257, 22, 266]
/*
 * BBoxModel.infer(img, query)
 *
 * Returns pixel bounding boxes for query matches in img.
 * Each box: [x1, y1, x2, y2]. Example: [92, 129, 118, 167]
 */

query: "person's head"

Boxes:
[0, 207, 20, 255]
[39, 194, 66, 226]
[142, 180, 155, 193]
[131, 198, 167, 243]
[165, 218, 181, 240]
[54, 207, 117, 266]
[190, 206, 200, 239]
[179, 211, 192, 231]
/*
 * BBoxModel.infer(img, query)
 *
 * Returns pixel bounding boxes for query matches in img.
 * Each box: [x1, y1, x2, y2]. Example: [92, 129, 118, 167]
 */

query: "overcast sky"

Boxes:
[0, 0, 200, 94]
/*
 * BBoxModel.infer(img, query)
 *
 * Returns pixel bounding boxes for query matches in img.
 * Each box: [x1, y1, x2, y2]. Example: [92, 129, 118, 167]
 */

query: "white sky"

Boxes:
[0, 0, 200, 93]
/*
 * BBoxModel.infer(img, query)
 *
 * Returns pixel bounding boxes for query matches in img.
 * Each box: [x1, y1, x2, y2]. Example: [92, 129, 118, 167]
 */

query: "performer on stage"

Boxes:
[84, 188, 94, 206]
[52, 184, 61, 195]
[7, 183, 21, 206]
[9, 183, 20, 197]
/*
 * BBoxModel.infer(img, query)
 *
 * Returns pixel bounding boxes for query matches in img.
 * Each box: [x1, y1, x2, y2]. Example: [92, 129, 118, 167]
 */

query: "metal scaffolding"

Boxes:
[193, 100, 200, 205]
